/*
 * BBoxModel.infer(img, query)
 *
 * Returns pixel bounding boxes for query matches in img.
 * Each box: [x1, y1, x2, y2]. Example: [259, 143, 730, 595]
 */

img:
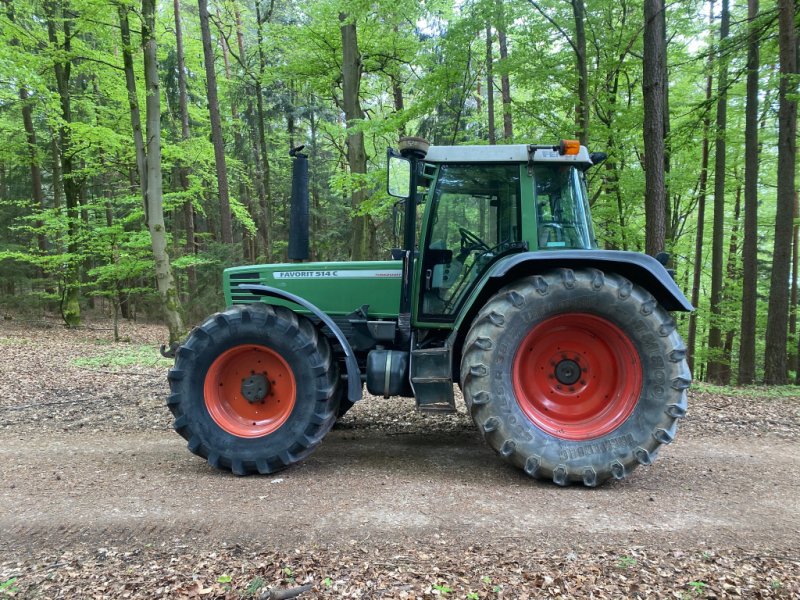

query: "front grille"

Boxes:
[227, 271, 262, 304]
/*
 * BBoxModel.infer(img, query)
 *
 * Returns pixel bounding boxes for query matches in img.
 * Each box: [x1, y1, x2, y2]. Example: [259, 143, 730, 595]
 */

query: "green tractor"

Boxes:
[167, 137, 692, 486]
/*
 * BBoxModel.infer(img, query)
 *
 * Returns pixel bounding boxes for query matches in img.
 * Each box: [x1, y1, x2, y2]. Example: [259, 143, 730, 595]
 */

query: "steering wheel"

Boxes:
[539, 222, 564, 243]
[458, 227, 491, 253]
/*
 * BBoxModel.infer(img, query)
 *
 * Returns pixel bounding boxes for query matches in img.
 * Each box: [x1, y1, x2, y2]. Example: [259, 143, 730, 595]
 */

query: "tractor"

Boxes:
[167, 137, 692, 486]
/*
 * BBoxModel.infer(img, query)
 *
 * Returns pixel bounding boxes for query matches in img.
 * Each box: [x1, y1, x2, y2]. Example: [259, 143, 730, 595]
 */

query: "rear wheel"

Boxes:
[167, 303, 339, 475]
[460, 268, 690, 486]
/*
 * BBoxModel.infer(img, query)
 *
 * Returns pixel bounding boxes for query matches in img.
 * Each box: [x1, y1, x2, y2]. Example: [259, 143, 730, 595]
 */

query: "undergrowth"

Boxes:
[71, 345, 173, 370]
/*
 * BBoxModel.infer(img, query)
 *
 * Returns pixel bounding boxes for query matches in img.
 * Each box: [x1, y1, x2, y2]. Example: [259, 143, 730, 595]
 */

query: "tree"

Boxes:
[763, 0, 798, 384]
[485, 23, 496, 144]
[339, 12, 373, 260]
[198, 0, 233, 245]
[571, 0, 588, 144]
[642, 0, 666, 256]
[686, 44, 713, 376]
[46, 0, 81, 326]
[173, 0, 197, 296]
[143, 0, 184, 342]
[706, 0, 730, 384]
[738, 0, 760, 385]
[495, 0, 513, 140]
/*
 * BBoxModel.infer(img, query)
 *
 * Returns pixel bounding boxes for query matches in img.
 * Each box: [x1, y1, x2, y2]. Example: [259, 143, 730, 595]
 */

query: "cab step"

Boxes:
[410, 342, 456, 413]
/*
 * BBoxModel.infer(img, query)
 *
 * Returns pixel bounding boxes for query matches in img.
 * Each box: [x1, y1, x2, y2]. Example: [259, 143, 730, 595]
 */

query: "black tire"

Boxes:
[167, 303, 339, 475]
[460, 268, 690, 486]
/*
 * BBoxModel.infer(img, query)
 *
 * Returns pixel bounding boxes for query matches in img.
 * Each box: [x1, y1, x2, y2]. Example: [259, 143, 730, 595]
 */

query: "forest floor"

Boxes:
[1, 317, 800, 599]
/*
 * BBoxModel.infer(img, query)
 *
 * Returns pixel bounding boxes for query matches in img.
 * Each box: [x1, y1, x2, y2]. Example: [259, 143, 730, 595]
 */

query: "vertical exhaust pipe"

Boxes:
[288, 145, 309, 261]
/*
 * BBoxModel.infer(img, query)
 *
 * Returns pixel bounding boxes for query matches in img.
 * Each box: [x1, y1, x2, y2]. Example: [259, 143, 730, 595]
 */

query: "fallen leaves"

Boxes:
[2, 544, 799, 599]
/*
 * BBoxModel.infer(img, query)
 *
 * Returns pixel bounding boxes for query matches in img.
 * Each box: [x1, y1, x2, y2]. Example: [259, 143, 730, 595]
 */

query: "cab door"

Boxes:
[416, 163, 523, 324]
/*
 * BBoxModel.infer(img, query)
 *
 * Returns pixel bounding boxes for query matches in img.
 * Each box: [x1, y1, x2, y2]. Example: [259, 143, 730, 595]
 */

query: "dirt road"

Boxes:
[1, 320, 799, 598]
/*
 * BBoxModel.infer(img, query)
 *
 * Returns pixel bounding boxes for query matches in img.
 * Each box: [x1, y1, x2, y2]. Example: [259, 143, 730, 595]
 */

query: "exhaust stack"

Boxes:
[288, 145, 309, 261]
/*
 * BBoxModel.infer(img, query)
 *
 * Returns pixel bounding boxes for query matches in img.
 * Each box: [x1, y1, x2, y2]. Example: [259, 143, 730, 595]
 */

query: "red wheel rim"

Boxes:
[512, 313, 642, 441]
[204, 344, 296, 438]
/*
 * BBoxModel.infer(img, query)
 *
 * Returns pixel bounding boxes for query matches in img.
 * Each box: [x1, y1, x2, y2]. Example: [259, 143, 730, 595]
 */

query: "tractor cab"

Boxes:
[389, 141, 600, 322]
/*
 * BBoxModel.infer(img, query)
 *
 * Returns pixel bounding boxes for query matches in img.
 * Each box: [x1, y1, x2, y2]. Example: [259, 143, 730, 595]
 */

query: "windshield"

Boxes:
[534, 165, 596, 249]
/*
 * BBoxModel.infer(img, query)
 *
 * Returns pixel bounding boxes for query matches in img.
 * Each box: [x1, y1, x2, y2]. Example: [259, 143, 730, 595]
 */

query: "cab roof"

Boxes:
[423, 144, 593, 166]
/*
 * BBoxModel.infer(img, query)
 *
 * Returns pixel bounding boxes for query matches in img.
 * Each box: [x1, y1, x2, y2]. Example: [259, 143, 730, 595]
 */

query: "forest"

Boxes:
[0, 0, 797, 385]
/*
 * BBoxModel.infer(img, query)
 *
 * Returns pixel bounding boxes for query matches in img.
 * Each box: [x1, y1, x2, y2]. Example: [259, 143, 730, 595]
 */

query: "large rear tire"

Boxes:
[167, 304, 339, 475]
[460, 268, 690, 486]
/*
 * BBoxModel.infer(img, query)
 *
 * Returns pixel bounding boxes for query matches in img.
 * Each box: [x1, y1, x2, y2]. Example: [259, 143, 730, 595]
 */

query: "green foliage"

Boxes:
[693, 383, 800, 399]
[0, 0, 794, 381]
[71, 345, 173, 370]
[433, 582, 453, 594]
[244, 576, 265, 596]
[0, 577, 19, 596]
[687, 580, 708, 596]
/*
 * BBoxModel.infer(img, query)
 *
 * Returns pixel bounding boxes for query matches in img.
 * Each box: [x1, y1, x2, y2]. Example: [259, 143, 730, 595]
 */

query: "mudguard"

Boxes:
[238, 284, 363, 402]
[455, 250, 692, 332]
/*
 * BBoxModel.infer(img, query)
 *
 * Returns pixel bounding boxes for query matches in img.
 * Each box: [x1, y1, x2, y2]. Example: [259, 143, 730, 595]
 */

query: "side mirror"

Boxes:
[387, 154, 411, 198]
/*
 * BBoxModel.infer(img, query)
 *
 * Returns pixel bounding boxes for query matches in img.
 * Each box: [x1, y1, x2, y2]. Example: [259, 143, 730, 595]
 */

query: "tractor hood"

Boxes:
[224, 260, 403, 318]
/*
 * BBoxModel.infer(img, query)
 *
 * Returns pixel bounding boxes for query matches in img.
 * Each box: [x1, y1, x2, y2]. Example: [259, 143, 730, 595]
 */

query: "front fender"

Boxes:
[238, 284, 363, 403]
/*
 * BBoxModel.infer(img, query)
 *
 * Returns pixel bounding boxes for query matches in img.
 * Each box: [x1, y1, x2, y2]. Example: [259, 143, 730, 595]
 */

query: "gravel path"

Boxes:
[1, 318, 799, 598]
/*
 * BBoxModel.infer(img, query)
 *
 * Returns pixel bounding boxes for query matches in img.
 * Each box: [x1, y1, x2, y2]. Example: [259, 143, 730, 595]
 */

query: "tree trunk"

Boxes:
[20, 88, 47, 254]
[172, 0, 197, 296]
[340, 14, 372, 260]
[220, 28, 255, 261]
[119, 7, 147, 206]
[642, 0, 666, 257]
[255, 4, 273, 261]
[495, 0, 513, 140]
[392, 74, 405, 137]
[790, 192, 798, 376]
[660, 0, 672, 242]
[764, 0, 798, 384]
[198, 0, 233, 245]
[143, 0, 184, 343]
[486, 23, 496, 145]
[720, 184, 741, 384]
[687, 64, 713, 376]
[706, 0, 730, 384]
[571, 0, 588, 145]
[46, 0, 80, 326]
[6, 2, 47, 255]
[738, 0, 760, 385]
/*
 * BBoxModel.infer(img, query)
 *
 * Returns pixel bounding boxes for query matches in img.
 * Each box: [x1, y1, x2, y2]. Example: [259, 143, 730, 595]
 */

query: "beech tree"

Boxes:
[642, 0, 667, 257]
[763, 0, 798, 384]
[738, 0, 760, 385]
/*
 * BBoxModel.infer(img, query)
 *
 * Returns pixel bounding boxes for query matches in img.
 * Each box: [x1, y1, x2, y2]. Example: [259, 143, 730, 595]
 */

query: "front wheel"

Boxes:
[167, 304, 339, 475]
[460, 268, 690, 486]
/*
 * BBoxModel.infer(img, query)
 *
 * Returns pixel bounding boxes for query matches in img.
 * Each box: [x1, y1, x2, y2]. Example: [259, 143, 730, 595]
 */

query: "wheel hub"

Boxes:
[554, 359, 581, 385]
[203, 344, 296, 438]
[241, 373, 270, 404]
[512, 313, 642, 440]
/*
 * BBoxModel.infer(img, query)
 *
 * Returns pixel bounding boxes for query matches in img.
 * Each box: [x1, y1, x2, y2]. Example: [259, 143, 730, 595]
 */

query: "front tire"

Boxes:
[460, 268, 690, 486]
[167, 304, 339, 475]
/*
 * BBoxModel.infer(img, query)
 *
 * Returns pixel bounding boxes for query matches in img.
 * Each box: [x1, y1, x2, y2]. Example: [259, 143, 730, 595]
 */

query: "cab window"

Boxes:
[534, 165, 596, 249]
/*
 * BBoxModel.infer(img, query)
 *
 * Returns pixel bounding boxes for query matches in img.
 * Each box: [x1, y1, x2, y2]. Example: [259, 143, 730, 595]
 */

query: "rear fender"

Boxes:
[450, 251, 693, 381]
[239, 284, 363, 402]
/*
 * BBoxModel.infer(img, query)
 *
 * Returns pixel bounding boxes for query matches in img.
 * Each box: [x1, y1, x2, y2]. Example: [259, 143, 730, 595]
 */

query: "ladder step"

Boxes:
[411, 376, 452, 384]
[417, 403, 457, 414]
